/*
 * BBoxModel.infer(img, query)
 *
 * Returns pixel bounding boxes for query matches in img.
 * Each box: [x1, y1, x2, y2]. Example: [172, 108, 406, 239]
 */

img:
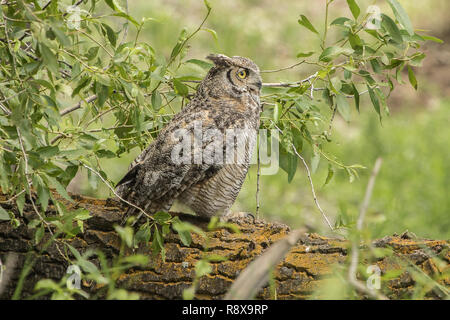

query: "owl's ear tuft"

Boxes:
[206, 54, 233, 67]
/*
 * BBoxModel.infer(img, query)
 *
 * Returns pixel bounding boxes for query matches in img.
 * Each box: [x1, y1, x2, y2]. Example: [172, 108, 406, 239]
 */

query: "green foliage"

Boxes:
[0, 0, 443, 300]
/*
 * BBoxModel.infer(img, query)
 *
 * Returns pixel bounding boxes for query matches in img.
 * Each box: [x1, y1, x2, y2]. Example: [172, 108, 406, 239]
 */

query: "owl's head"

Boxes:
[205, 54, 262, 97]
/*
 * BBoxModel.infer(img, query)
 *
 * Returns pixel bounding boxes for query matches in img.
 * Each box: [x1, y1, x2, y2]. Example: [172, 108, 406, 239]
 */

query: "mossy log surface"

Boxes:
[0, 193, 448, 299]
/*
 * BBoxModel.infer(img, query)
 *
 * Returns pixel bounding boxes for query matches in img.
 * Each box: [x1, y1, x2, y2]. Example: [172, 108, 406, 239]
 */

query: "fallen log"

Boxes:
[0, 193, 448, 299]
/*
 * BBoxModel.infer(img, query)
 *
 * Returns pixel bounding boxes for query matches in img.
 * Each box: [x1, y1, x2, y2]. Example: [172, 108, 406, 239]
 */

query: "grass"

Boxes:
[234, 101, 450, 240]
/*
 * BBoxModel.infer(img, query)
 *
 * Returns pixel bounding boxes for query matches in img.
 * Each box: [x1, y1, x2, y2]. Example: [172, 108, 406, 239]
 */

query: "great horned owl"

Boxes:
[115, 54, 262, 220]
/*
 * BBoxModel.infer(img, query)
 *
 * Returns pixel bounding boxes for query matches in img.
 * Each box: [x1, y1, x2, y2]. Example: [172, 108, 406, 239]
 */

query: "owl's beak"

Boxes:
[249, 80, 262, 94]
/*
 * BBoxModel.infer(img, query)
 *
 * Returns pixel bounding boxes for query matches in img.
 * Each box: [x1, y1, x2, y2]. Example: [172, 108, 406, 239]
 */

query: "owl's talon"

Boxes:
[222, 211, 255, 223]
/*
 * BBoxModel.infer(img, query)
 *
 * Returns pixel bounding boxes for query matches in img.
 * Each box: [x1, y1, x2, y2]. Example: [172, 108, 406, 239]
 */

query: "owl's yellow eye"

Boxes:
[237, 69, 247, 79]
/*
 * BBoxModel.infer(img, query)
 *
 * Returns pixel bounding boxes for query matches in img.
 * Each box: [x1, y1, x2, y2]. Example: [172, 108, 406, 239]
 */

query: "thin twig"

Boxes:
[0, 102, 11, 116]
[260, 60, 306, 73]
[262, 72, 318, 88]
[292, 145, 334, 231]
[16, 128, 67, 261]
[271, 121, 334, 231]
[0, 189, 25, 204]
[59, 94, 98, 116]
[81, 163, 154, 222]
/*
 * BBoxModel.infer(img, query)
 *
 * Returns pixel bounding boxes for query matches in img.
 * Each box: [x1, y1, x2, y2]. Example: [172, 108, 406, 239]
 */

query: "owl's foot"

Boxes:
[221, 211, 256, 223]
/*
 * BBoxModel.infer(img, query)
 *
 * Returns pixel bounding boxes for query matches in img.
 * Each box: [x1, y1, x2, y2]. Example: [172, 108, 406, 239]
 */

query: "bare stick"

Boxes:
[225, 228, 306, 299]
[0, 253, 18, 296]
[59, 94, 97, 117]
[347, 157, 387, 300]
[256, 137, 261, 217]
[356, 157, 382, 230]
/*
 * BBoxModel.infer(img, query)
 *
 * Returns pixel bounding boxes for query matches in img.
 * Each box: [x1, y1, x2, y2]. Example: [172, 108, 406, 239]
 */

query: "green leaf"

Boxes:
[72, 76, 91, 97]
[44, 174, 72, 202]
[346, 0, 360, 19]
[331, 17, 352, 26]
[183, 286, 195, 300]
[35, 176, 50, 212]
[381, 14, 402, 44]
[151, 227, 165, 259]
[310, 151, 320, 174]
[185, 59, 213, 70]
[421, 34, 443, 44]
[279, 150, 297, 183]
[39, 43, 58, 74]
[52, 27, 71, 47]
[154, 211, 171, 224]
[348, 33, 363, 51]
[296, 51, 314, 58]
[386, 0, 414, 35]
[203, 0, 212, 11]
[173, 79, 189, 97]
[407, 65, 417, 90]
[105, 0, 140, 26]
[95, 83, 109, 107]
[319, 46, 354, 62]
[323, 164, 334, 186]
[35, 146, 59, 158]
[273, 103, 280, 123]
[16, 193, 25, 215]
[172, 221, 192, 246]
[195, 260, 212, 278]
[102, 23, 117, 47]
[336, 94, 351, 122]
[409, 53, 426, 67]
[112, 13, 140, 27]
[134, 226, 152, 245]
[202, 28, 218, 41]
[367, 85, 381, 120]
[298, 15, 318, 34]
[330, 77, 342, 93]
[370, 59, 382, 74]
[351, 83, 360, 113]
[0, 206, 10, 220]
[123, 254, 149, 266]
[114, 225, 134, 247]
[35, 225, 45, 244]
[170, 28, 188, 61]
[85, 46, 100, 61]
[151, 91, 162, 110]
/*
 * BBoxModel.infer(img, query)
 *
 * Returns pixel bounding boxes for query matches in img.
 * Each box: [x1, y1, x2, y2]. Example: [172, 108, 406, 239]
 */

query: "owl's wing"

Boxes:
[115, 108, 224, 211]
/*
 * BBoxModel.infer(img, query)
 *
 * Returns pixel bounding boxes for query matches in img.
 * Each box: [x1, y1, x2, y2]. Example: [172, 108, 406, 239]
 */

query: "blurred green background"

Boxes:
[71, 0, 450, 239]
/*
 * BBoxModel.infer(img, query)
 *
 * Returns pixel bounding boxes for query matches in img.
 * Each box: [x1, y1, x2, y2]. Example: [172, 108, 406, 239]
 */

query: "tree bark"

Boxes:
[0, 192, 448, 300]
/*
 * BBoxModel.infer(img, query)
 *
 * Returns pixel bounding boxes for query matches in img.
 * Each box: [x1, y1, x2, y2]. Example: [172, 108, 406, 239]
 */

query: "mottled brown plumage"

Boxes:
[115, 54, 262, 219]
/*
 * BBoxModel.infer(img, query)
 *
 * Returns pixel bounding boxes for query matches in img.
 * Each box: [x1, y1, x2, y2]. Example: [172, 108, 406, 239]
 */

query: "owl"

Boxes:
[115, 54, 262, 221]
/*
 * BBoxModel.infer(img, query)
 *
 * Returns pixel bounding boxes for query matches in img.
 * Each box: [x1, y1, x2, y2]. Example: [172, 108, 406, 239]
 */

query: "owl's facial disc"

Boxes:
[227, 67, 262, 95]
